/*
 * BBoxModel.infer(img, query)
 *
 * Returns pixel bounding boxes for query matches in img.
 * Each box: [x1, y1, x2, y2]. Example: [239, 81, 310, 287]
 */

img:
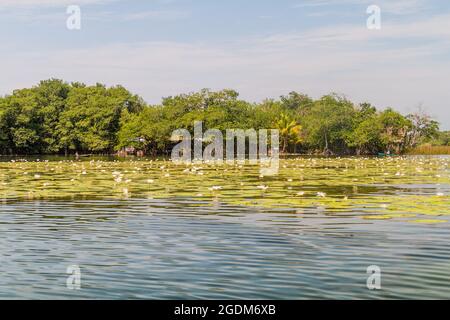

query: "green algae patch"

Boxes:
[0, 157, 449, 223]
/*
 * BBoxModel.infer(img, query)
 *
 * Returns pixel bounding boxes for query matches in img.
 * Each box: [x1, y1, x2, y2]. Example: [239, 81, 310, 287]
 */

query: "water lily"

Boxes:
[317, 192, 326, 197]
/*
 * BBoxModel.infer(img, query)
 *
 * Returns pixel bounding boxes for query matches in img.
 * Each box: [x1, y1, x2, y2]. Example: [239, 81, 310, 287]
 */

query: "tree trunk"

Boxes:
[323, 133, 329, 155]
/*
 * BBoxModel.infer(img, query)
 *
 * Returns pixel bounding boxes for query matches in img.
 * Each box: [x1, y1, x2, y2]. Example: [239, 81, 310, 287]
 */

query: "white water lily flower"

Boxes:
[34, 174, 41, 179]
[296, 192, 305, 196]
[147, 179, 154, 184]
[209, 186, 222, 191]
[257, 185, 269, 191]
[317, 192, 326, 197]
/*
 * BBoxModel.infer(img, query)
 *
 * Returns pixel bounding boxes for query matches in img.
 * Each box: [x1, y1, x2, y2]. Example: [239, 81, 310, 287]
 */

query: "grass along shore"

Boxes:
[408, 145, 450, 155]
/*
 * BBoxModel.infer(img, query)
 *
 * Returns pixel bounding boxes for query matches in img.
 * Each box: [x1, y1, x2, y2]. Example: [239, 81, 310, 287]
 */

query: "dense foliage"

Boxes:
[0, 79, 443, 155]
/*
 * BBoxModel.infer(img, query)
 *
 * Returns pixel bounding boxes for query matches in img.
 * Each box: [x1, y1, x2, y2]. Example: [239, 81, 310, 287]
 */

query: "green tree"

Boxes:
[346, 115, 383, 155]
[0, 80, 442, 156]
[276, 113, 303, 153]
[303, 94, 356, 155]
[280, 92, 313, 117]
[58, 84, 144, 154]
[378, 108, 412, 154]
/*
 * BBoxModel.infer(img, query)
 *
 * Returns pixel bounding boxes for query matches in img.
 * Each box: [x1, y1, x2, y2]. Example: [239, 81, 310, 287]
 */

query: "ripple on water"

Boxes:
[1, 197, 450, 299]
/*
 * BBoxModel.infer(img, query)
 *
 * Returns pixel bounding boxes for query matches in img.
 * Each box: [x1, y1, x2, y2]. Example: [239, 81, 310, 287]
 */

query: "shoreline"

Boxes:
[1, 152, 449, 157]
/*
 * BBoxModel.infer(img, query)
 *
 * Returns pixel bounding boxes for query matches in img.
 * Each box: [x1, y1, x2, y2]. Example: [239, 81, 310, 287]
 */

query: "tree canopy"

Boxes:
[0, 79, 443, 156]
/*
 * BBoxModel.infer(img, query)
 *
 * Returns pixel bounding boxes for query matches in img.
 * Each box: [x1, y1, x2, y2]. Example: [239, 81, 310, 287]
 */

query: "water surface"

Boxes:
[0, 156, 449, 299]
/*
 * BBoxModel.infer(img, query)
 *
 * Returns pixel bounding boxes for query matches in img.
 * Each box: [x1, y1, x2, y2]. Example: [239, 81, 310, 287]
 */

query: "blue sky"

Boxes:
[1, 0, 449, 128]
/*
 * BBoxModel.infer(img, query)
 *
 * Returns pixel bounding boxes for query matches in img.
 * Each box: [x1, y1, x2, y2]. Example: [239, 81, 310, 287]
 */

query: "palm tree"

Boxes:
[276, 113, 303, 154]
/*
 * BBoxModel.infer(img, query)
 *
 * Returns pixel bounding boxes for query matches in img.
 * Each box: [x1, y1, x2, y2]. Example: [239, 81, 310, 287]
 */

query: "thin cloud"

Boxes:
[293, 0, 427, 15]
[1, 4, 449, 128]
[123, 10, 190, 21]
[0, 0, 116, 7]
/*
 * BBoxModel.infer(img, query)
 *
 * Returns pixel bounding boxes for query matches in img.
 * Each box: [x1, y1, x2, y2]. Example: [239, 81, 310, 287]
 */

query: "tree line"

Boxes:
[0, 79, 446, 156]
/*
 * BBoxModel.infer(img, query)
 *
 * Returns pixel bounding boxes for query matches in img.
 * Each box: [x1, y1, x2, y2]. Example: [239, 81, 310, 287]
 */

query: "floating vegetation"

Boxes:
[0, 156, 449, 223]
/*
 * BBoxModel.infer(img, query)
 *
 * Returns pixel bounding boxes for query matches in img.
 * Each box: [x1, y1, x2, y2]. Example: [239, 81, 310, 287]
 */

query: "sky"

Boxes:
[0, 0, 449, 129]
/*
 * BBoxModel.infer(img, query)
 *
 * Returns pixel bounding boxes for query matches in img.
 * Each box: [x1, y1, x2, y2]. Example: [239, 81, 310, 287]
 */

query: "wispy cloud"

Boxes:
[0, 0, 115, 7]
[1, 1, 449, 128]
[2, 13, 449, 128]
[0, 4, 189, 24]
[293, 0, 427, 15]
[122, 10, 190, 21]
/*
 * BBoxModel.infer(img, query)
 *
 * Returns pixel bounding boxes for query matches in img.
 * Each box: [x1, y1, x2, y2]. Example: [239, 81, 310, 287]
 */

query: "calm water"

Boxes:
[0, 156, 449, 299]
